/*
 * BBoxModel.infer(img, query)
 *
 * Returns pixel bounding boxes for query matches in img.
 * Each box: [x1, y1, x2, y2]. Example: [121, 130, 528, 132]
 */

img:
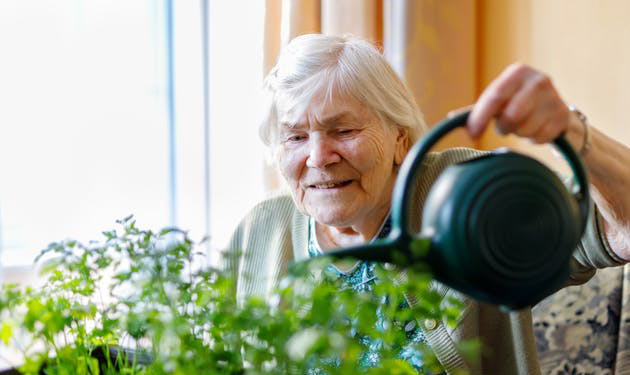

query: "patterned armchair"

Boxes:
[533, 264, 630, 375]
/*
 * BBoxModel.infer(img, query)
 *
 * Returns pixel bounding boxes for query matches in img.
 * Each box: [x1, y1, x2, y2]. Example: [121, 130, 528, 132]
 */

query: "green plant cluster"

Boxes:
[0, 217, 477, 375]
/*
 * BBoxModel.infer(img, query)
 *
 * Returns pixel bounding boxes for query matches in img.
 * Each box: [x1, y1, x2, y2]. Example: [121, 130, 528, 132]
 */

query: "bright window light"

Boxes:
[0, 1, 266, 269]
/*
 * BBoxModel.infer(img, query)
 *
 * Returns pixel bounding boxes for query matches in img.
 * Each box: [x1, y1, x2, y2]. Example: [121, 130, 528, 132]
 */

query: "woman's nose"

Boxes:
[306, 136, 341, 169]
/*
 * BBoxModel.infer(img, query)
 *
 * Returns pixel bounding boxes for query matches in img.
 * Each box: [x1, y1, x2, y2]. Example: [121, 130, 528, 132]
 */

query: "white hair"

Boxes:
[260, 34, 426, 146]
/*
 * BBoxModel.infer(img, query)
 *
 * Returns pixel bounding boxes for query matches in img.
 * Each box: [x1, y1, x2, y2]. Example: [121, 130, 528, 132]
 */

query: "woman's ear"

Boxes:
[394, 126, 409, 165]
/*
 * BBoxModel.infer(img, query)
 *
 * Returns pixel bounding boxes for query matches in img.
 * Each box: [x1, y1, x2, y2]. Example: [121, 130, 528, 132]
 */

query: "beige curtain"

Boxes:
[264, 0, 321, 76]
[384, 0, 477, 149]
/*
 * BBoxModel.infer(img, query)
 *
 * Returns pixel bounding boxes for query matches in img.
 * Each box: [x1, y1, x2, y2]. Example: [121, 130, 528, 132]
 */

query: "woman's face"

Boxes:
[275, 95, 408, 230]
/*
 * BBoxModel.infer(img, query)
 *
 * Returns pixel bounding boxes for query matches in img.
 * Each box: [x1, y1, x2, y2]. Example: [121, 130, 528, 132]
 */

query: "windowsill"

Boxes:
[0, 264, 42, 287]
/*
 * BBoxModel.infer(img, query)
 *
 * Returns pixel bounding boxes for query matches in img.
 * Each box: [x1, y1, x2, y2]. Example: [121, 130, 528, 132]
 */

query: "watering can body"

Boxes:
[421, 151, 583, 307]
[324, 110, 590, 310]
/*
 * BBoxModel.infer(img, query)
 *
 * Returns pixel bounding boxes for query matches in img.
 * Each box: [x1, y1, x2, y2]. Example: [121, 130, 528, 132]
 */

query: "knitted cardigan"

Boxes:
[225, 148, 624, 375]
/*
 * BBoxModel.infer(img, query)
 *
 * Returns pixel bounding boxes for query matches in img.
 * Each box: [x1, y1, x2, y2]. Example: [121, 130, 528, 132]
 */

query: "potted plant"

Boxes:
[0, 216, 475, 374]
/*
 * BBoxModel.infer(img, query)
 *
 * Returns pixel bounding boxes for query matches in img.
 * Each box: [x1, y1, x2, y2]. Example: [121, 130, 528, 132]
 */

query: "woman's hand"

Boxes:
[467, 63, 630, 263]
[467, 63, 575, 144]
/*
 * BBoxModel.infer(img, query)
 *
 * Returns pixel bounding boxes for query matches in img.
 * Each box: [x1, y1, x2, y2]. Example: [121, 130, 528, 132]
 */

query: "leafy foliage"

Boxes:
[0, 217, 476, 374]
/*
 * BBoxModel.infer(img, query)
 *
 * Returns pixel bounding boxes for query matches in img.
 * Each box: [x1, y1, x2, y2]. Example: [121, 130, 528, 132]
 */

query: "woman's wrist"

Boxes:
[567, 105, 592, 157]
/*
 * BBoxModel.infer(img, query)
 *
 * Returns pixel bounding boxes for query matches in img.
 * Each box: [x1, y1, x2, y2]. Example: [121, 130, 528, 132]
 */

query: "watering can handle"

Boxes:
[391, 110, 590, 240]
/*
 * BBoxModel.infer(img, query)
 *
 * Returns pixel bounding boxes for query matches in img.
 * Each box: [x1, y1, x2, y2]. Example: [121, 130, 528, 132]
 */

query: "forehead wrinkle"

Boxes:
[280, 111, 353, 131]
[277, 88, 367, 133]
[321, 112, 354, 126]
[309, 111, 359, 130]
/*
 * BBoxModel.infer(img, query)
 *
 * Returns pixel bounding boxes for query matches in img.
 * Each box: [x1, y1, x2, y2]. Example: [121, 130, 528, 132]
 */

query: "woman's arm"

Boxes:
[570, 124, 630, 260]
[468, 63, 630, 262]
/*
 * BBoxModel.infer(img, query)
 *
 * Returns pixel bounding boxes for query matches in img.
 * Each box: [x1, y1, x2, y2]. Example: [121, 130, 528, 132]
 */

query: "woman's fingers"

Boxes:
[467, 63, 570, 143]
[467, 63, 532, 137]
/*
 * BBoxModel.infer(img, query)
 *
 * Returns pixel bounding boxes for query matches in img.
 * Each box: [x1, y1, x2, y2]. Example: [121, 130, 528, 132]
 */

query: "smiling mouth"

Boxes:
[310, 180, 353, 189]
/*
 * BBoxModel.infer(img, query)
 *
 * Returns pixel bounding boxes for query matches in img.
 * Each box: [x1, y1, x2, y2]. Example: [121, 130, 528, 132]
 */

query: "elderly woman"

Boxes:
[226, 34, 630, 374]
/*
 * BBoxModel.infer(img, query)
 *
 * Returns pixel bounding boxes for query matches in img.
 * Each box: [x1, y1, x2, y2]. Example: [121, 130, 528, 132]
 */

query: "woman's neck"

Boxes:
[316, 212, 389, 252]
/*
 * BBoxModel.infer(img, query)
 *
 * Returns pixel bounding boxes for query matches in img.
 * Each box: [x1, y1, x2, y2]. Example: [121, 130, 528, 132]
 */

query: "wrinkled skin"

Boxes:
[274, 94, 408, 249]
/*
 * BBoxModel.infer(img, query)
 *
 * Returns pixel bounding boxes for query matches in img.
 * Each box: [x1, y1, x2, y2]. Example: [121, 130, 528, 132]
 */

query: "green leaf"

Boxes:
[8, 216, 476, 374]
[0, 322, 11, 345]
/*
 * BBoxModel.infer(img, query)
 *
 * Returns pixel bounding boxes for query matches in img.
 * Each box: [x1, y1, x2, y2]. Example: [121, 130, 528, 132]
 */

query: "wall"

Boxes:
[478, 0, 630, 170]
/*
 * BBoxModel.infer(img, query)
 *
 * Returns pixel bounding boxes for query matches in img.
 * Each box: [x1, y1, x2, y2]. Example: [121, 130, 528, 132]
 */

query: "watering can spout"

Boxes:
[324, 236, 433, 269]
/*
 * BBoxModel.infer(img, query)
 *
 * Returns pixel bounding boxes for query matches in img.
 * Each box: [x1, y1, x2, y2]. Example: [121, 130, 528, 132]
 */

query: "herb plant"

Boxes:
[0, 217, 476, 374]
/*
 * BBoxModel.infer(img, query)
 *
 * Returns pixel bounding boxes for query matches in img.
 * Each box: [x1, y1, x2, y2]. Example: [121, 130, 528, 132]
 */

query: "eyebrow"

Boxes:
[280, 111, 355, 129]
[322, 112, 354, 125]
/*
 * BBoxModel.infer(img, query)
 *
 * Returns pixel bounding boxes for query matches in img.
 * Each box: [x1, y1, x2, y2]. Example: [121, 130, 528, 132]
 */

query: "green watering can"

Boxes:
[324, 110, 590, 310]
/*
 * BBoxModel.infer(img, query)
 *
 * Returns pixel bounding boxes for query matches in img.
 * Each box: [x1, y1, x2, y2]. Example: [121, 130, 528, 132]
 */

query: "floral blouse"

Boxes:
[307, 216, 426, 373]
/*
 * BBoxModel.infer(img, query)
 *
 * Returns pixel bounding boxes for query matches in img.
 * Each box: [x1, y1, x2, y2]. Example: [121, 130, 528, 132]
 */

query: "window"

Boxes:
[0, 1, 266, 269]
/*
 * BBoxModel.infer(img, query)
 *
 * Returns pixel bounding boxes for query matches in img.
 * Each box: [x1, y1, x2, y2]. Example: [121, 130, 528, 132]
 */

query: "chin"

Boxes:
[310, 211, 354, 227]
[299, 200, 359, 226]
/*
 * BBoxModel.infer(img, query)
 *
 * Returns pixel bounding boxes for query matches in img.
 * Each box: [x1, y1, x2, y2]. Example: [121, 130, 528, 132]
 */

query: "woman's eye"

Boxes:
[287, 134, 306, 142]
[337, 129, 354, 135]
